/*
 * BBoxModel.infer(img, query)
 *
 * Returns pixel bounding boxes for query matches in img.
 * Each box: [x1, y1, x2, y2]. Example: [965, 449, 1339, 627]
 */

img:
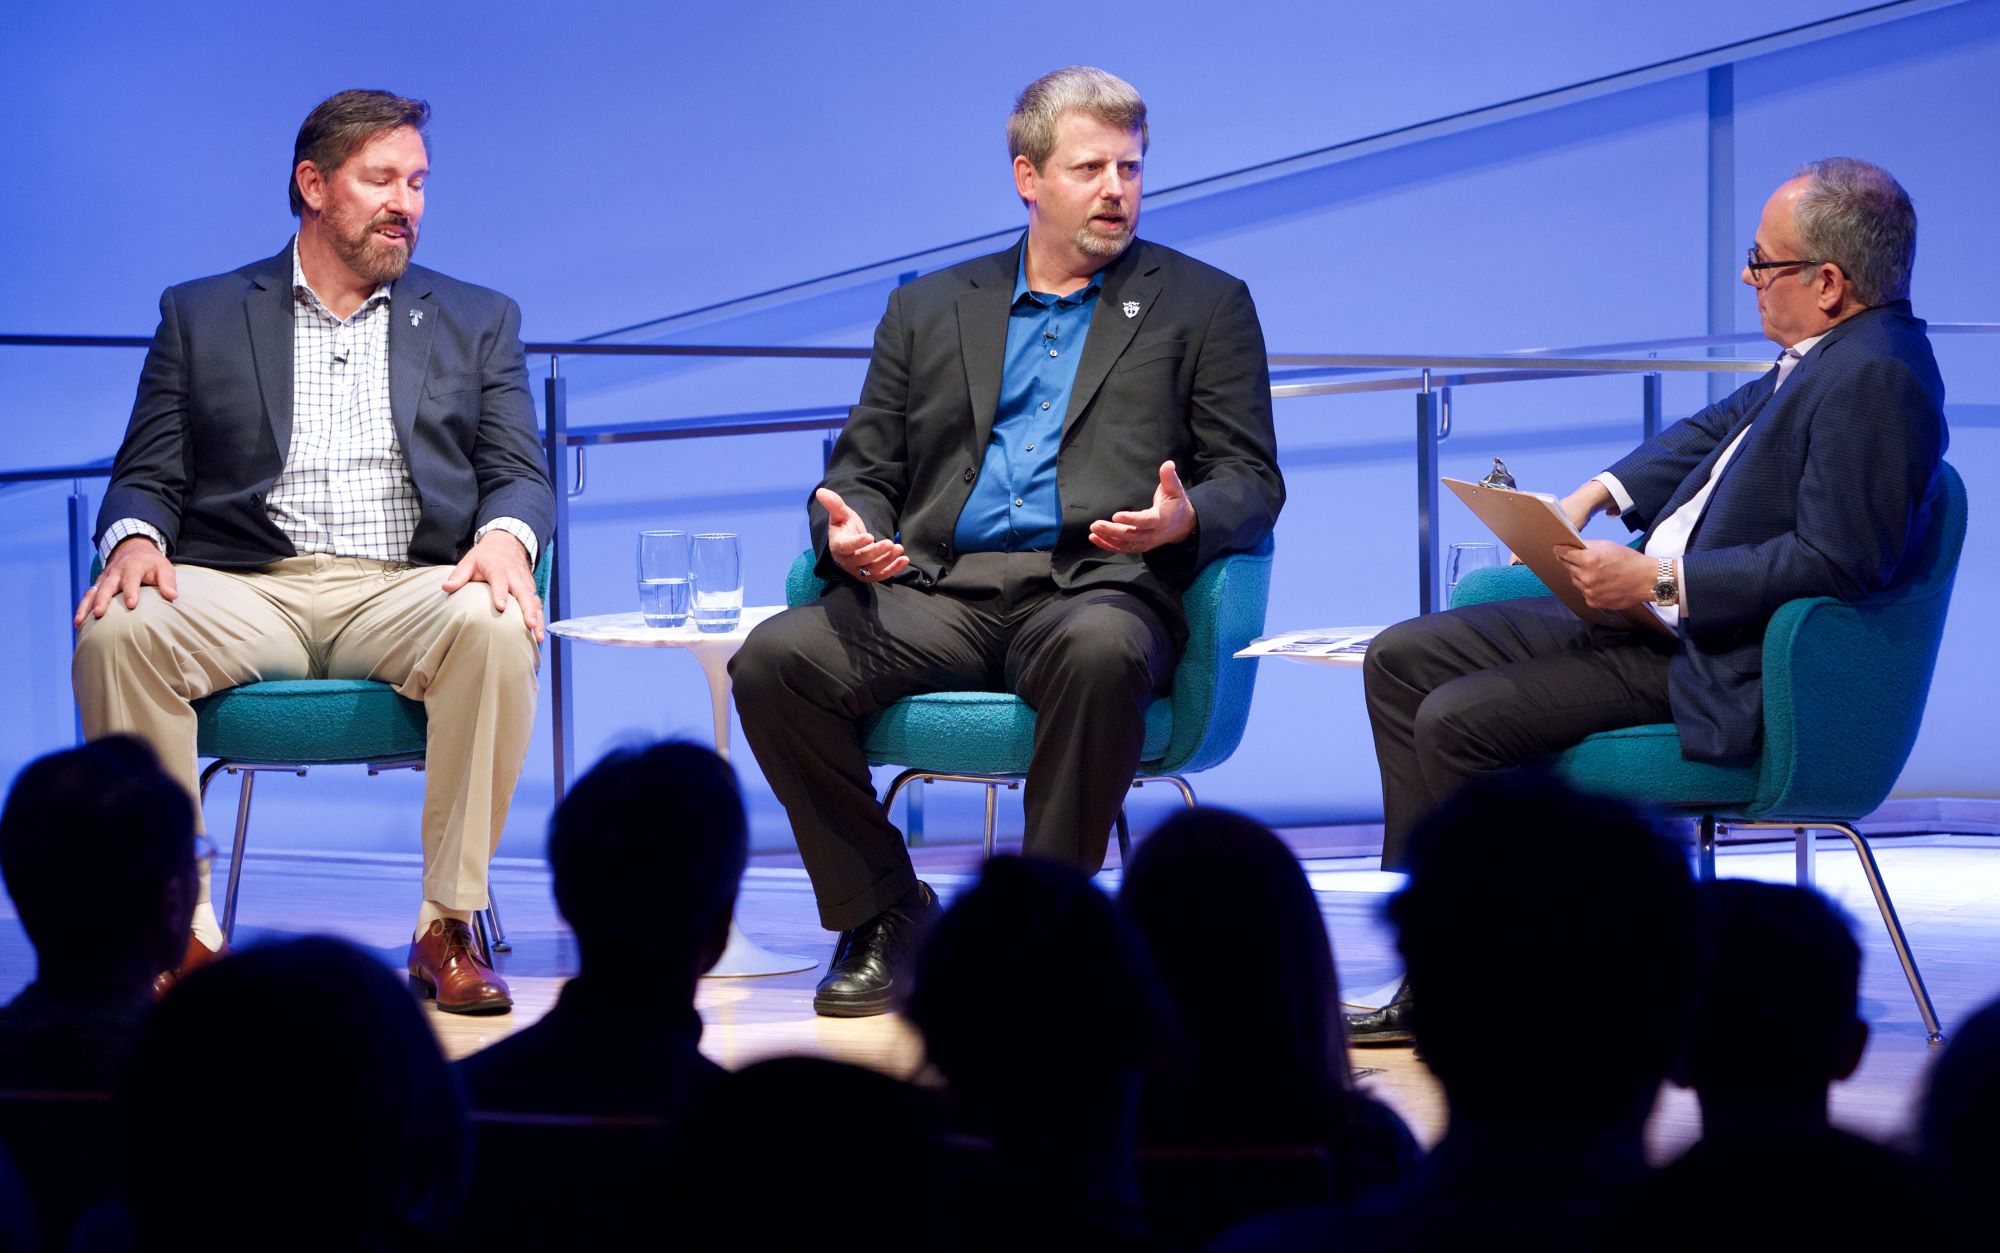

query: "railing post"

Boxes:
[68, 478, 92, 745]
[1416, 370, 1440, 615]
[1642, 371, 1663, 443]
[544, 359, 575, 802]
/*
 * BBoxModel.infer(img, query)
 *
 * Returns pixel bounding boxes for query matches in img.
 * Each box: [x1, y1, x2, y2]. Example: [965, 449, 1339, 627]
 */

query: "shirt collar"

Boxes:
[1012, 249, 1101, 309]
[290, 235, 393, 321]
[1786, 332, 1829, 361]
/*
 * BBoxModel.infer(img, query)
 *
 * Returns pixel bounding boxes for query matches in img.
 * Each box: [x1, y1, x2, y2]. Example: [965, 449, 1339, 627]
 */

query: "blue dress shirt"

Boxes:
[953, 255, 1100, 552]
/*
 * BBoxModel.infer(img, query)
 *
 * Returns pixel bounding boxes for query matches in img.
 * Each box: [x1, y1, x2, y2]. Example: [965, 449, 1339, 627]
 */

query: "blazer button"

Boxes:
[937, 541, 949, 556]
[963, 467, 975, 483]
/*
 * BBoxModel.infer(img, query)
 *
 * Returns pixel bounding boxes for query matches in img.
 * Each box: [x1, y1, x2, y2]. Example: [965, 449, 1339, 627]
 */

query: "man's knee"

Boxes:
[1037, 608, 1161, 693]
[440, 585, 537, 670]
[1413, 677, 1507, 771]
[73, 593, 171, 671]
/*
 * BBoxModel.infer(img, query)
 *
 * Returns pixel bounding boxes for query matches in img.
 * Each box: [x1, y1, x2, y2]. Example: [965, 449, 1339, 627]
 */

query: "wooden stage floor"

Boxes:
[4, 826, 1996, 1161]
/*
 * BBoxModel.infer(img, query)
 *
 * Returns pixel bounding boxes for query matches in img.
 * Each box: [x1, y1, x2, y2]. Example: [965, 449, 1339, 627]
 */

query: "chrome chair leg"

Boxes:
[1832, 821, 1944, 1044]
[1714, 818, 1943, 1045]
[481, 888, 510, 954]
[221, 767, 257, 944]
[982, 784, 999, 859]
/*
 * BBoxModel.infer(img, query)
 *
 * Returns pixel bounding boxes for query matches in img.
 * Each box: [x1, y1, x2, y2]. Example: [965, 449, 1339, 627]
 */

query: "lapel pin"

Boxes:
[409, 309, 424, 328]
[1122, 300, 1140, 319]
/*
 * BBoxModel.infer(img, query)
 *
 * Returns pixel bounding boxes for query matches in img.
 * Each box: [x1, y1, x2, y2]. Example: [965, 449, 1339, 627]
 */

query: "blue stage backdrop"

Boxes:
[2, 0, 1993, 855]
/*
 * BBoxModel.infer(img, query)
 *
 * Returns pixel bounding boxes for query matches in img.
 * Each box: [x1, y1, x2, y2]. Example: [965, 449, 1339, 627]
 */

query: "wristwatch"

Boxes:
[1652, 558, 1679, 607]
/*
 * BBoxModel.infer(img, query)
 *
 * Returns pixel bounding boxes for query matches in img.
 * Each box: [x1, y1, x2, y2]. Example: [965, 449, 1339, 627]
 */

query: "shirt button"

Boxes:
[1025, 443, 1035, 452]
[1013, 498, 1024, 508]
[1040, 401, 1051, 410]
[1048, 349, 1058, 357]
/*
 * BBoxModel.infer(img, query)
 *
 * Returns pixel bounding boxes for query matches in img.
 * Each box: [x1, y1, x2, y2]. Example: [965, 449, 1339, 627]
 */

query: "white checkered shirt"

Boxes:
[102, 240, 537, 566]
[263, 243, 418, 561]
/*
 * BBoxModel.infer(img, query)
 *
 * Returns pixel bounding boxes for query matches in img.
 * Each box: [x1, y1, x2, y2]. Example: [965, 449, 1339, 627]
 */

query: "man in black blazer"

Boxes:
[732, 67, 1284, 1016]
[1351, 157, 1947, 1044]
[71, 90, 553, 1013]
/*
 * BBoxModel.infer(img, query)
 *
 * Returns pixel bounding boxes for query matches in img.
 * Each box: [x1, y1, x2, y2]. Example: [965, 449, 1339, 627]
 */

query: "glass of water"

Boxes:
[1447, 542, 1503, 605]
[691, 532, 743, 633]
[637, 530, 691, 627]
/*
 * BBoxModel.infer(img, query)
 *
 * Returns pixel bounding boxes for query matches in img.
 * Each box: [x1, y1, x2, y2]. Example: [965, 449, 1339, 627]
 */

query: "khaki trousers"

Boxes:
[72, 555, 541, 910]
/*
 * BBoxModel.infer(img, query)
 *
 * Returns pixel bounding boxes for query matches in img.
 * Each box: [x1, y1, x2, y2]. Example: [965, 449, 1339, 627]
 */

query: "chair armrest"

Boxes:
[786, 550, 831, 607]
[1449, 564, 1551, 608]
[1156, 535, 1275, 775]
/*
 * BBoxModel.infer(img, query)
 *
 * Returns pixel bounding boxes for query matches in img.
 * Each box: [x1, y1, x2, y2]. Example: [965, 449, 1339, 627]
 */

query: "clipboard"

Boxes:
[1442, 478, 1673, 638]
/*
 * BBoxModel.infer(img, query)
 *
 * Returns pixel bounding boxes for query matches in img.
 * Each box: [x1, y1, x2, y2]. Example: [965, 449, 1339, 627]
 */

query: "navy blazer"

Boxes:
[97, 245, 554, 569]
[1606, 300, 1947, 762]
[812, 237, 1285, 637]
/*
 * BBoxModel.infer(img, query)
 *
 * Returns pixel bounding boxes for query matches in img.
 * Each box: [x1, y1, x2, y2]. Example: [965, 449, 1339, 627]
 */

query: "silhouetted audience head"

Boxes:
[1120, 807, 1350, 1138]
[680, 1057, 946, 1250]
[1391, 772, 1697, 1135]
[1920, 996, 2000, 1246]
[120, 937, 466, 1252]
[905, 856, 1170, 1112]
[905, 857, 1170, 1251]
[547, 740, 747, 983]
[1681, 880, 1865, 1121]
[0, 736, 193, 988]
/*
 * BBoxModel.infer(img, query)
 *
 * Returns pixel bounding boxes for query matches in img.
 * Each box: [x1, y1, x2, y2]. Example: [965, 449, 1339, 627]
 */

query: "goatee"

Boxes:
[335, 215, 418, 285]
[1075, 220, 1134, 260]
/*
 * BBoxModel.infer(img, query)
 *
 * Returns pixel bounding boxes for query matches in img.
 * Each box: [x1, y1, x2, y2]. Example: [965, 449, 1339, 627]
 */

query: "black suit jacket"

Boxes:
[1606, 300, 1946, 761]
[97, 244, 554, 568]
[812, 237, 1284, 634]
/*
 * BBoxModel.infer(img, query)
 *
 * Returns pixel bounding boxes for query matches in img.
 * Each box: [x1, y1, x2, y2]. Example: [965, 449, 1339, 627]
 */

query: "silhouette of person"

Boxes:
[119, 937, 468, 1252]
[1119, 807, 1417, 1197]
[905, 856, 1174, 1252]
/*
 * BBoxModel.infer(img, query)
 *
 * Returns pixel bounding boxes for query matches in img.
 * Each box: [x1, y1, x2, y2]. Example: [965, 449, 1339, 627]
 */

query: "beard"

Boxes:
[1074, 207, 1136, 260]
[327, 205, 419, 285]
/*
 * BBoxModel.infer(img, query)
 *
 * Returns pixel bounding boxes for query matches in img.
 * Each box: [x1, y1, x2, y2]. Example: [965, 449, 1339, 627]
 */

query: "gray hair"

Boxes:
[1007, 66, 1148, 169]
[1791, 157, 1916, 307]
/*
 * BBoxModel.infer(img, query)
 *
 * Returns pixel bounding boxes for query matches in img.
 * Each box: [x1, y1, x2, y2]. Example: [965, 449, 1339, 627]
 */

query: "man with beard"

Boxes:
[731, 66, 1284, 1017]
[72, 90, 552, 1013]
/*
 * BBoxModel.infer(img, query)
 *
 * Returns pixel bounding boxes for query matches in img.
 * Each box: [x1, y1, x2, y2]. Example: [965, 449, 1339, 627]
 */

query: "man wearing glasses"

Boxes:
[1351, 158, 1946, 1044]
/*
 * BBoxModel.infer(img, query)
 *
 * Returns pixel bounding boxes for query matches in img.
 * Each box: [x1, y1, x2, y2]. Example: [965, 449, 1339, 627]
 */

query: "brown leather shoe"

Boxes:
[407, 919, 512, 1014]
[153, 933, 227, 1000]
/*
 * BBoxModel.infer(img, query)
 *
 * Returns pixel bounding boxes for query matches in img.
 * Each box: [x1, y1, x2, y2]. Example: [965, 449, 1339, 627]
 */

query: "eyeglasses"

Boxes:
[1745, 246, 1827, 282]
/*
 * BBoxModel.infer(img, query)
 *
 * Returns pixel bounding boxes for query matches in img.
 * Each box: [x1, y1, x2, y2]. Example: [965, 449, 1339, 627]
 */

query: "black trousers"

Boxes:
[730, 553, 1174, 931]
[1363, 597, 1677, 869]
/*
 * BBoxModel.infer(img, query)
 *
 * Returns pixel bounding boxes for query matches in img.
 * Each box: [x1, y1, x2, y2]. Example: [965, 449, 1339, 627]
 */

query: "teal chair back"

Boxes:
[783, 537, 1275, 780]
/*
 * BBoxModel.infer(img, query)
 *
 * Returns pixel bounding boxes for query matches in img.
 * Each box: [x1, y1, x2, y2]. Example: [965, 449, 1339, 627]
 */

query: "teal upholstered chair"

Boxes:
[187, 548, 553, 960]
[784, 536, 1276, 859]
[1449, 461, 1966, 1042]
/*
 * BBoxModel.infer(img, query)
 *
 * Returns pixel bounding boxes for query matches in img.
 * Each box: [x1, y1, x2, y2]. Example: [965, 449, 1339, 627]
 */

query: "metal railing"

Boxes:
[7, 323, 1997, 793]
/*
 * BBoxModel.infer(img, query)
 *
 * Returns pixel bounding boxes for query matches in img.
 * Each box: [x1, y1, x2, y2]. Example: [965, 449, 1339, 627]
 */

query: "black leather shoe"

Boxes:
[1345, 979, 1416, 1047]
[813, 882, 939, 1018]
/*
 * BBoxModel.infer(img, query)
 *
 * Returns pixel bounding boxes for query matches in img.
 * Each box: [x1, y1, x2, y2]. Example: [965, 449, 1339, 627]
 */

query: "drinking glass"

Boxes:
[1447, 542, 1503, 604]
[691, 532, 743, 633]
[637, 530, 691, 627]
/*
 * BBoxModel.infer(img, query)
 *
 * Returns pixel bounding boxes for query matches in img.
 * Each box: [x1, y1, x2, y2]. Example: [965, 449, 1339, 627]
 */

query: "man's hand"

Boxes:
[1557, 540, 1656, 611]
[443, 531, 545, 643]
[817, 488, 907, 583]
[1088, 461, 1197, 554]
[1558, 479, 1615, 534]
[75, 535, 177, 625]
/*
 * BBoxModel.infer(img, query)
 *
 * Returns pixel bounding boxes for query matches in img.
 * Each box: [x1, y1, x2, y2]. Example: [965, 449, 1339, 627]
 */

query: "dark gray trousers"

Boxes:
[730, 553, 1174, 931]
[1363, 597, 1677, 869]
